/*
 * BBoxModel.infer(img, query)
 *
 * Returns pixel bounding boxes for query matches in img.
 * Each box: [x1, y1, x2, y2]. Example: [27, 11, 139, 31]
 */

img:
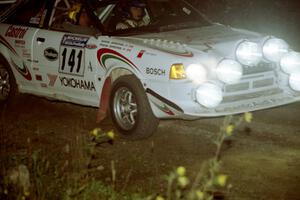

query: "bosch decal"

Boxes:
[146, 68, 166, 76]
[44, 47, 58, 61]
[59, 77, 96, 91]
[61, 34, 89, 48]
[5, 25, 28, 39]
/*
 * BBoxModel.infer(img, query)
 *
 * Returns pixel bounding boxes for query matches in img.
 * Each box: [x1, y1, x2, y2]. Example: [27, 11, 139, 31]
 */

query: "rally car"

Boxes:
[1, 0, 300, 139]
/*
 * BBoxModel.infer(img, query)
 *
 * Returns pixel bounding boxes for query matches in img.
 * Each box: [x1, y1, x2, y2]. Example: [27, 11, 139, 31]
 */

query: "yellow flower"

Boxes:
[90, 128, 101, 137]
[106, 130, 115, 139]
[176, 166, 186, 176]
[24, 191, 30, 197]
[216, 174, 227, 187]
[177, 176, 189, 188]
[226, 125, 234, 136]
[244, 112, 253, 123]
[156, 195, 165, 200]
[195, 190, 204, 200]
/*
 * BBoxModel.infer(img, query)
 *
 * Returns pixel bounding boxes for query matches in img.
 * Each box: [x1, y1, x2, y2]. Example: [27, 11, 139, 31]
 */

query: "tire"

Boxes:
[0, 61, 17, 104]
[110, 75, 159, 140]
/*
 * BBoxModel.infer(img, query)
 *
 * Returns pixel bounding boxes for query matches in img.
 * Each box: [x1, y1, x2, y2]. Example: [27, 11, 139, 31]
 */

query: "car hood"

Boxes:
[121, 24, 264, 57]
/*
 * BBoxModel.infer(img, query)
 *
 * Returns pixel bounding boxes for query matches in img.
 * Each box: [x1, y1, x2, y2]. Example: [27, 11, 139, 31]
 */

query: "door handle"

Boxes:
[37, 37, 45, 43]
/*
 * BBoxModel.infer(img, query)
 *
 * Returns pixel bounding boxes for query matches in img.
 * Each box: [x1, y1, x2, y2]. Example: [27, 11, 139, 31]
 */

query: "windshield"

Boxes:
[88, 0, 210, 35]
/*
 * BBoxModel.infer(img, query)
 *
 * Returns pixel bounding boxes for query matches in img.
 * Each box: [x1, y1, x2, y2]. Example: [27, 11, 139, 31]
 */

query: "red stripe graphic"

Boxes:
[97, 48, 139, 71]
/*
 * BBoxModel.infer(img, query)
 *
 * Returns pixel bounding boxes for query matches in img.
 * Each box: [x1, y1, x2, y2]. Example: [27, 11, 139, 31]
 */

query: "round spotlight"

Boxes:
[196, 83, 223, 108]
[263, 38, 289, 62]
[289, 72, 300, 91]
[236, 41, 262, 66]
[216, 59, 243, 84]
[186, 64, 207, 84]
[280, 51, 300, 74]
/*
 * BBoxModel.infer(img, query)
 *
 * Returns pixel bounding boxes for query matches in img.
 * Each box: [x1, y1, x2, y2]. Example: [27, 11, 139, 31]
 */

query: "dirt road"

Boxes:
[1, 94, 300, 200]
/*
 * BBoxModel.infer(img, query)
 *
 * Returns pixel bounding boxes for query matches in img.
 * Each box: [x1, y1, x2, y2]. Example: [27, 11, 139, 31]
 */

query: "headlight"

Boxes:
[196, 83, 223, 108]
[263, 38, 289, 62]
[236, 41, 262, 66]
[280, 51, 300, 74]
[216, 59, 243, 84]
[289, 72, 300, 91]
[186, 64, 207, 84]
[169, 63, 186, 79]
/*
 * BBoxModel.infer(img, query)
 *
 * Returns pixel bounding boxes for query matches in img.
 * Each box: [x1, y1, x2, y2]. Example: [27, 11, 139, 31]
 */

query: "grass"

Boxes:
[0, 110, 252, 200]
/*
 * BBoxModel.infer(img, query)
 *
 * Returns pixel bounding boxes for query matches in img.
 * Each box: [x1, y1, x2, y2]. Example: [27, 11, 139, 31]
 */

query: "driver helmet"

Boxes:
[123, 0, 146, 19]
[68, 3, 83, 24]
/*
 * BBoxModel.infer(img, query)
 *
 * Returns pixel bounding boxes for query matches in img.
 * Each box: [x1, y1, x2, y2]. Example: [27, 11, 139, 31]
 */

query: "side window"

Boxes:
[7, 1, 48, 27]
[50, 1, 100, 35]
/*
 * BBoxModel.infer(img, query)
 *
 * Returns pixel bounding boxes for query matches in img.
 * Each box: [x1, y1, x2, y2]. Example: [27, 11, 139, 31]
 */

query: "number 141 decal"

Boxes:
[59, 47, 85, 76]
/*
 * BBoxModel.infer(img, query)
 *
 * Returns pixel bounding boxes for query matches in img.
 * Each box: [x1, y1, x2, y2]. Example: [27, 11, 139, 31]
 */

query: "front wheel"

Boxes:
[110, 75, 159, 140]
[0, 62, 17, 103]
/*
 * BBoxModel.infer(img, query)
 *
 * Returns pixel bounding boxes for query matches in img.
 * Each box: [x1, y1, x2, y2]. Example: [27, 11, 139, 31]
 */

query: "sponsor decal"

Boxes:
[41, 83, 47, 88]
[86, 44, 97, 49]
[33, 67, 39, 71]
[146, 88, 183, 113]
[44, 47, 58, 61]
[47, 74, 58, 87]
[61, 34, 89, 48]
[144, 39, 193, 57]
[137, 50, 145, 58]
[15, 39, 25, 48]
[0, 35, 32, 80]
[97, 48, 140, 72]
[99, 40, 133, 52]
[152, 101, 175, 115]
[27, 59, 39, 63]
[5, 25, 28, 39]
[88, 61, 93, 72]
[146, 67, 166, 76]
[35, 74, 42, 81]
[0, 35, 18, 55]
[10, 59, 32, 81]
[22, 49, 31, 58]
[59, 76, 96, 91]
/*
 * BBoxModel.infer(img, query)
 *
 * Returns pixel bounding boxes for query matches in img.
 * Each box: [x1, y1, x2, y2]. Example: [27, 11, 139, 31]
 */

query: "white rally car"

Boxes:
[1, 0, 300, 139]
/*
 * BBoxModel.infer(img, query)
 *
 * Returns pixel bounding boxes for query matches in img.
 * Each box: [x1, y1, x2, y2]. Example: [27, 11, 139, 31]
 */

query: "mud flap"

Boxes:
[96, 76, 111, 123]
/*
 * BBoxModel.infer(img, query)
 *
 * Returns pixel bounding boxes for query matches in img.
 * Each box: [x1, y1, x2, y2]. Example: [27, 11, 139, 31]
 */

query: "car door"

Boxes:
[32, 30, 103, 107]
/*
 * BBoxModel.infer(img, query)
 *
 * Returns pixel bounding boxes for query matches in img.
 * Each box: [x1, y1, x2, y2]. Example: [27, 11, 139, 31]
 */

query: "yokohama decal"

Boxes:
[97, 48, 140, 72]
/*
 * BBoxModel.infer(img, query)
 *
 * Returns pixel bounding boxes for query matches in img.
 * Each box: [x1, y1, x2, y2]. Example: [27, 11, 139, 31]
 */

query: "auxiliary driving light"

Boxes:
[196, 83, 223, 108]
[263, 38, 289, 62]
[186, 64, 207, 84]
[216, 59, 243, 84]
[236, 41, 262, 66]
[280, 51, 300, 74]
[289, 72, 300, 91]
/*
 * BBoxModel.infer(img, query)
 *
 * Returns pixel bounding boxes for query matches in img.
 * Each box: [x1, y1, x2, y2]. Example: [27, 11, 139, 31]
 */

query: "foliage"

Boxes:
[0, 113, 252, 200]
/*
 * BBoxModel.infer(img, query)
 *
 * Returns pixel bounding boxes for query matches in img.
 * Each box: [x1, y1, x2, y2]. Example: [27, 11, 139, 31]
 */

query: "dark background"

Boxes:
[191, 0, 300, 50]
[1, 0, 300, 49]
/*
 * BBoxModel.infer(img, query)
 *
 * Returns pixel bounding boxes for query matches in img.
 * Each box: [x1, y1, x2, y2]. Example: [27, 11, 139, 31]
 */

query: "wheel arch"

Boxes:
[96, 66, 146, 123]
